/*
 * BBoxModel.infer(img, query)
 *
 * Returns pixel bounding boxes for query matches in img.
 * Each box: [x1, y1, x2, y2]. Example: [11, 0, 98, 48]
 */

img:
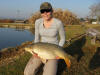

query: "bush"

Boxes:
[28, 8, 80, 25]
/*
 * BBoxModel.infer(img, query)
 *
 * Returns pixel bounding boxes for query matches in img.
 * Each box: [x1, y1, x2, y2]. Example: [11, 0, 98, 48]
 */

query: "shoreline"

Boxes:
[0, 41, 32, 66]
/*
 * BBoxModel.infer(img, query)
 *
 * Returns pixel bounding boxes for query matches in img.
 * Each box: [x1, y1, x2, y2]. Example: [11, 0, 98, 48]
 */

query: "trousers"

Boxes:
[24, 56, 58, 75]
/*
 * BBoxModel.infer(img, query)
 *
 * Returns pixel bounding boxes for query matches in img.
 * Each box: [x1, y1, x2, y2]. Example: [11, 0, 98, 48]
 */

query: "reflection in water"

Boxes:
[0, 28, 34, 50]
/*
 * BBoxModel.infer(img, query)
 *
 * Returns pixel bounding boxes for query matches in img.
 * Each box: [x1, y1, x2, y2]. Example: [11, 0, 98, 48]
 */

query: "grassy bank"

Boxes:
[0, 25, 100, 75]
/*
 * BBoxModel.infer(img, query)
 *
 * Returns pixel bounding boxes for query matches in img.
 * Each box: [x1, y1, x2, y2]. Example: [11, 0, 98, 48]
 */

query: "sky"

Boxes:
[0, 0, 99, 19]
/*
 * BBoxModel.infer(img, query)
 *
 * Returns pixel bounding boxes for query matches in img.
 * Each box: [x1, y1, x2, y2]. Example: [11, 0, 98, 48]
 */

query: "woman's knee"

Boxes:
[24, 68, 36, 75]
[43, 59, 58, 75]
[24, 57, 42, 75]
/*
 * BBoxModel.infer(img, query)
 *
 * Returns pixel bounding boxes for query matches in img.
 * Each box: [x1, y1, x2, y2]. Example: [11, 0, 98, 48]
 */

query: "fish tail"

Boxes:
[64, 58, 71, 68]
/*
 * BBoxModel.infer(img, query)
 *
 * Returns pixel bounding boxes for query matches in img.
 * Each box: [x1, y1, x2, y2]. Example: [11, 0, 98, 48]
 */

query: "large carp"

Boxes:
[24, 42, 71, 68]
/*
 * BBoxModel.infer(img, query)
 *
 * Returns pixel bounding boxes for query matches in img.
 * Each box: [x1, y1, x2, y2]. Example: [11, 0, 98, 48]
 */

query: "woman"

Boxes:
[24, 2, 65, 75]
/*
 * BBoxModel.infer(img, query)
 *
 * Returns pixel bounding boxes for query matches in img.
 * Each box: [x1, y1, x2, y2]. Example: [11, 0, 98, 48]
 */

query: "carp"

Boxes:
[24, 42, 71, 68]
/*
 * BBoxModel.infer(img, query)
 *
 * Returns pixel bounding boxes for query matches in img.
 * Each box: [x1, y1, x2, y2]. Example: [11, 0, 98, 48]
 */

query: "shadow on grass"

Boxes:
[89, 47, 100, 70]
[57, 59, 66, 75]
[64, 36, 86, 62]
[57, 36, 86, 75]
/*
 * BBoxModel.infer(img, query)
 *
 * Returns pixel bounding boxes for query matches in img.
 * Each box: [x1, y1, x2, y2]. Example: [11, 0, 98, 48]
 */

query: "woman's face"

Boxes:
[41, 9, 52, 21]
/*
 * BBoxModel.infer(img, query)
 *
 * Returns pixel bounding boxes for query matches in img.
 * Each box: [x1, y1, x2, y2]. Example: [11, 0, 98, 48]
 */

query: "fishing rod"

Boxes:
[65, 33, 87, 45]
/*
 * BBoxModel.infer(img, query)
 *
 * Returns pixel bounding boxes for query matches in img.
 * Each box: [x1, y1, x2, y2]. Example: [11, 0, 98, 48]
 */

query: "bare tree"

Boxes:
[90, 3, 100, 23]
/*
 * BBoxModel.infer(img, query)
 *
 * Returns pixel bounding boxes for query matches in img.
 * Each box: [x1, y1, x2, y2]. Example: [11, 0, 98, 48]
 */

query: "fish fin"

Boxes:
[64, 58, 71, 68]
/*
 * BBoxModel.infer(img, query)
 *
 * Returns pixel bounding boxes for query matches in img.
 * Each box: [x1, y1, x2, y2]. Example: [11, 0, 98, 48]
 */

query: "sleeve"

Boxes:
[34, 20, 40, 43]
[58, 21, 66, 47]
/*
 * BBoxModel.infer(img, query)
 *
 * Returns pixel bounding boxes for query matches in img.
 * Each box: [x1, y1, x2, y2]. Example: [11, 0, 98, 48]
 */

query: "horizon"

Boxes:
[0, 0, 99, 20]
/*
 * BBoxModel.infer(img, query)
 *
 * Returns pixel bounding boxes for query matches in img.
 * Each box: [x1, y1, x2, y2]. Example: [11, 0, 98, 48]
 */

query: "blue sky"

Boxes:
[0, 0, 98, 19]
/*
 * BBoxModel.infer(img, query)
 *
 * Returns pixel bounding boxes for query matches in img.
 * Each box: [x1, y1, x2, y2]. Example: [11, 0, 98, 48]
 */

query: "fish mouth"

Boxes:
[24, 47, 28, 51]
[24, 47, 28, 50]
[24, 47, 32, 53]
[24, 46, 31, 50]
[24, 47, 33, 54]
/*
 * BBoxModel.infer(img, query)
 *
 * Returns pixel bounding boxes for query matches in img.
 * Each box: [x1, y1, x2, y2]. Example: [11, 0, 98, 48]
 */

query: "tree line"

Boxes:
[28, 8, 80, 26]
[89, 2, 100, 23]
[0, 19, 14, 23]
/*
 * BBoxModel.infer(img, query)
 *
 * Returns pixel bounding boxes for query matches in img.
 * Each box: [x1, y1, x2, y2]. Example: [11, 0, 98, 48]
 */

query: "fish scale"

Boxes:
[24, 42, 71, 68]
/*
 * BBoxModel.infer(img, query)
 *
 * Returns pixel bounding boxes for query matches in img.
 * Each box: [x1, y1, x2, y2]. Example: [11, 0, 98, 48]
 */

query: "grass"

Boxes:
[0, 52, 31, 75]
[0, 25, 100, 75]
[65, 25, 86, 39]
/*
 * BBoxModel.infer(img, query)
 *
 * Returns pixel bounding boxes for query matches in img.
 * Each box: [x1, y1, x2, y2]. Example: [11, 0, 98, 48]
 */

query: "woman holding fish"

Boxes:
[24, 2, 66, 75]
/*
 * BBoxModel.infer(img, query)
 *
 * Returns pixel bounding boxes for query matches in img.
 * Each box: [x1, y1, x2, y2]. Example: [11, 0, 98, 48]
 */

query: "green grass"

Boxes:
[0, 25, 100, 75]
[65, 25, 86, 39]
[0, 52, 31, 75]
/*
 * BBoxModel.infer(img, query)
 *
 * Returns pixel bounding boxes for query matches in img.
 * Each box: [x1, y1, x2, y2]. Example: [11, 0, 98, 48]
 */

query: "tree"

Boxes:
[28, 8, 80, 25]
[90, 3, 100, 23]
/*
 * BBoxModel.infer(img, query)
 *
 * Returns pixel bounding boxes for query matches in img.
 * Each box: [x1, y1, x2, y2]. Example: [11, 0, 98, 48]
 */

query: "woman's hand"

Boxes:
[56, 56, 60, 59]
[33, 53, 39, 58]
[32, 51, 40, 58]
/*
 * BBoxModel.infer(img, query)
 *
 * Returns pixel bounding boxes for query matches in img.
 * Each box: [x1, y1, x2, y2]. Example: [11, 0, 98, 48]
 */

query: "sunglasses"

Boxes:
[40, 9, 52, 13]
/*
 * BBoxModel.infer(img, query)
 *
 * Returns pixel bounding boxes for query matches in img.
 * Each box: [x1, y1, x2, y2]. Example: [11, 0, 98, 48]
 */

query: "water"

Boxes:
[0, 28, 34, 50]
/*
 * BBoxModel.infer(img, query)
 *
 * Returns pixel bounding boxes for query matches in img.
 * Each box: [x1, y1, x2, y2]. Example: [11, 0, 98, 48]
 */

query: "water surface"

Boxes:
[0, 28, 34, 50]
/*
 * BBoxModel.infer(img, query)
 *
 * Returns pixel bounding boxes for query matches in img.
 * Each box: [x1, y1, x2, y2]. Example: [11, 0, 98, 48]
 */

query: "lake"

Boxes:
[0, 28, 34, 50]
